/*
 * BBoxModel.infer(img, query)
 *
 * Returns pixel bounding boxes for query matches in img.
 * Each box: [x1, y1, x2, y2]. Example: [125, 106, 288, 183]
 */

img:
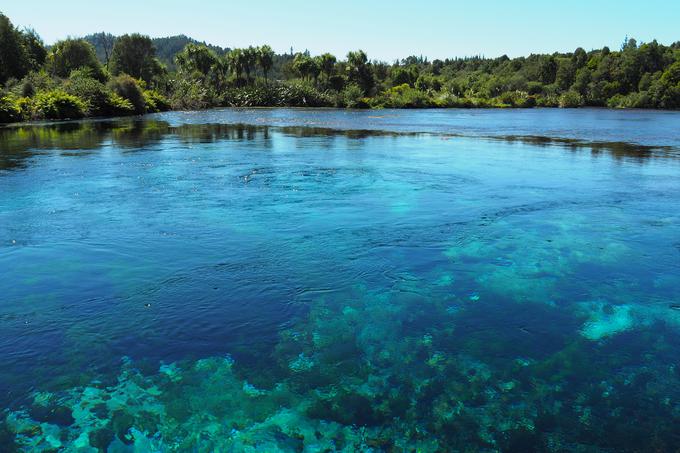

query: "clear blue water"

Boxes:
[1, 109, 679, 451]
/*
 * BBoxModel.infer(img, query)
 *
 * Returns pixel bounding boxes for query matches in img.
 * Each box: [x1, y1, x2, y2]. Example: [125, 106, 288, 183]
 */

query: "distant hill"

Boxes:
[83, 33, 230, 70]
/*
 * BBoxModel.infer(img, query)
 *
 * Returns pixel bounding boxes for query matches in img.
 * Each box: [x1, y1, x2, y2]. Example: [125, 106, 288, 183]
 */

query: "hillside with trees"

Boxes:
[2, 11, 680, 124]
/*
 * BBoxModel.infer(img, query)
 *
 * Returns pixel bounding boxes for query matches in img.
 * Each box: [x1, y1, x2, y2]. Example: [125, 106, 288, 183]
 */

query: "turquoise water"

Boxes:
[1, 109, 679, 451]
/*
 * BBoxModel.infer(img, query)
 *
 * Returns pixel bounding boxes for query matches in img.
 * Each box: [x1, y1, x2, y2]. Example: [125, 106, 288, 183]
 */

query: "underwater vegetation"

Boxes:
[4, 213, 680, 451]
[3, 287, 680, 452]
[1, 113, 680, 451]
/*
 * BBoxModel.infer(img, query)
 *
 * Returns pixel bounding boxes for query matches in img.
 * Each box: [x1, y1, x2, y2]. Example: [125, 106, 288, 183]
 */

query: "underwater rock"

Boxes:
[580, 303, 634, 340]
[0, 421, 19, 453]
[28, 403, 74, 427]
[159, 363, 182, 382]
[88, 427, 114, 451]
[111, 410, 135, 445]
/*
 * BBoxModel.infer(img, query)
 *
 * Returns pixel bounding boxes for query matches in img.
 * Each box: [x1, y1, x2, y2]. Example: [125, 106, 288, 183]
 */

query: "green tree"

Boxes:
[555, 59, 576, 90]
[110, 34, 163, 83]
[257, 45, 274, 83]
[89, 32, 116, 68]
[538, 56, 558, 84]
[293, 53, 319, 81]
[346, 50, 374, 95]
[21, 29, 47, 71]
[176, 43, 219, 76]
[317, 53, 337, 81]
[242, 46, 258, 84]
[572, 47, 588, 68]
[209, 57, 230, 92]
[47, 39, 105, 80]
[228, 48, 245, 84]
[0, 13, 29, 84]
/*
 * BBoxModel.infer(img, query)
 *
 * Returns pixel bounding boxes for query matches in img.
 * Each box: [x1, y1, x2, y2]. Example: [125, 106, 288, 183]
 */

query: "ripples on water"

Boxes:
[0, 109, 679, 451]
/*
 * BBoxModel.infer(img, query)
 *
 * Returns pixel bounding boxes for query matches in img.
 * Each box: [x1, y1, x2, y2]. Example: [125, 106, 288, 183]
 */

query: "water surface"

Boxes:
[1, 109, 679, 451]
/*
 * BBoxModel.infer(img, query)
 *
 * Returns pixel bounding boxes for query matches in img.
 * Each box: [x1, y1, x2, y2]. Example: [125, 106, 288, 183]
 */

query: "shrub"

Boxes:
[221, 81, 332, 108]
[30, 90, 86, 120]
[535, 94, 560, 107]
[339, 84, 370, 108]
[558, 91, 584, 108]
[278, 81, 332, 107]
[63, 71, 134, 117]
[374, 84, 432, 108]
[433, 93, 476, 108]
[170, 77, 214, 110]
[108, 74, 146, 114]
[106, 93, 135, 116]
[606, 92, 653, 109]
[497, 91, 536, 108]
[8, 71, 57, 99]
[143, 90, 171, 113]
[0, 96, 23, 123]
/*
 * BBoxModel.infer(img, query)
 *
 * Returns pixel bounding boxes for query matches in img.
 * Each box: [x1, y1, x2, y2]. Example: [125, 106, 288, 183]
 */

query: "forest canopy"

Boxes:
[2, 10, 680, 124]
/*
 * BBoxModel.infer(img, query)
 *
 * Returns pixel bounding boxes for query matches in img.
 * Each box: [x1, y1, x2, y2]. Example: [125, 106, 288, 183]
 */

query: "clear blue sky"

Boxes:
[3, 0, 680, 61]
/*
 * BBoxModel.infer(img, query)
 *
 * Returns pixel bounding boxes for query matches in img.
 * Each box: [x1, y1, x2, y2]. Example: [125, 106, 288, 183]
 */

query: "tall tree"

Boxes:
[257, 45, 274, 83]
[176, 43, 219, 76]
[242, 46, 258, 84]
[293, 53, 319, 81]
[90, 32, 116, 68]
[47, 39, 105, 80]
[0, 13, 29, 84]
[228, 48, 245, 84]
[317, 53, 337, 81]
[346, 50, 374, 94]
[110, 34, 163, 83]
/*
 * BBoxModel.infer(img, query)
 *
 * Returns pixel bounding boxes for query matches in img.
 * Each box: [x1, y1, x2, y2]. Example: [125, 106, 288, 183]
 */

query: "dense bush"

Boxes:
[108, 74, 146, 114]
[0, 95, 22, 123]
[30, 90, 86, 120]
[221, 81, 332, 107]
[559, 91, 584, 108]
[143, 89, 171, 113]
[497, 90, 536, 108]
[339, 84, 369, 108]
[373, 84, 432, 108]
[63, 70, 134, 116]
[277, 81, 332, 107]
[169, 76, 215, 110]
[18, 70, 58, 97]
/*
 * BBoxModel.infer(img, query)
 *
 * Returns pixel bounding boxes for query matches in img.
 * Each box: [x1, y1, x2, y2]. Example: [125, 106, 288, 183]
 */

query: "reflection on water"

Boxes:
[1, 110, 680, 451]
[2, 116, 678, 172]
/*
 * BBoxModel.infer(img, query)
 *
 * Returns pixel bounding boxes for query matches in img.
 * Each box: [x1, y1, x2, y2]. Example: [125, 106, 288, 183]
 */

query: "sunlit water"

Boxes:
[1, 109, 679, 451]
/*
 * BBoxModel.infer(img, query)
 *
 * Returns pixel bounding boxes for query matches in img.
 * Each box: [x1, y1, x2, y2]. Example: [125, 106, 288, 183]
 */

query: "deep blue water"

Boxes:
[1, 109, 679, 451]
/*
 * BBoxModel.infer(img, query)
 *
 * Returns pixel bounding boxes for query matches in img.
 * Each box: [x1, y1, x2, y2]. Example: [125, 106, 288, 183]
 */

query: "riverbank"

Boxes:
[4, 81, 679, 128]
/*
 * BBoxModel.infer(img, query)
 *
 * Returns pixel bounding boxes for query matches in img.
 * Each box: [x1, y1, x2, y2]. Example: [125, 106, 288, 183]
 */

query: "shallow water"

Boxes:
[1, 109, 679, 451]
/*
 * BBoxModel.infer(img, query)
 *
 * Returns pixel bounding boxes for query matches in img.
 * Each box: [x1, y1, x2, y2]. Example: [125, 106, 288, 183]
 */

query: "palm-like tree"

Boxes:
[293, 53, 320, 82]
[346, 50, 374, 94]
[210, 57, 230, 92]
[318, 53, 337, 81]
[257, 45, 274, 84]
[243, 46, 258, 84]
[176, 43, 218, 76]
[228, 48, 245, 84]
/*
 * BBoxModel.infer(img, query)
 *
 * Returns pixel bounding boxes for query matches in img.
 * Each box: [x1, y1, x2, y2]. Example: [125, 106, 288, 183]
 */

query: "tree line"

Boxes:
[2, 10, 680, 124]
